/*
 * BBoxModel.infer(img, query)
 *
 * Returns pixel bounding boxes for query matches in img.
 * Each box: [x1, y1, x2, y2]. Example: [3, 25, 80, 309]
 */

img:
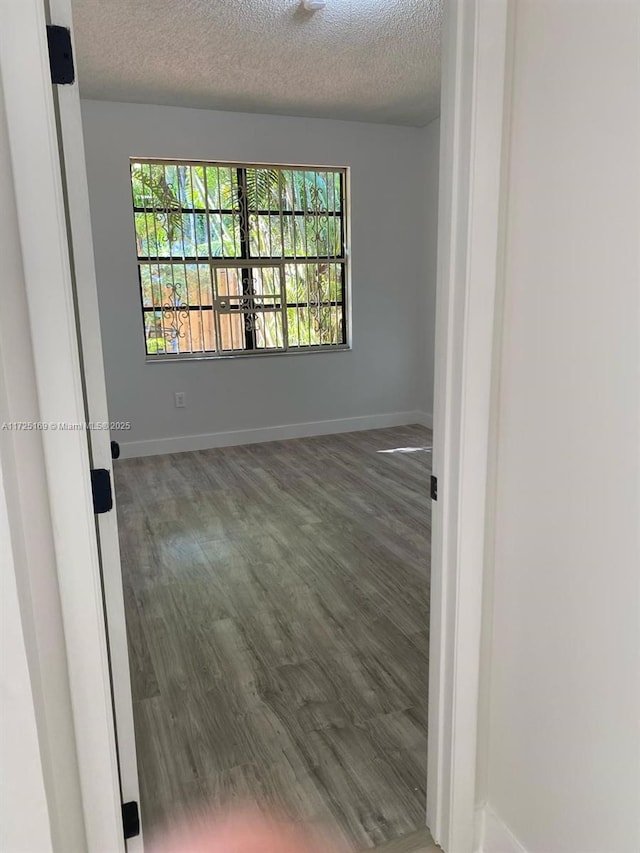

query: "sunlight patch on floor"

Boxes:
[377, 446, 432, 455]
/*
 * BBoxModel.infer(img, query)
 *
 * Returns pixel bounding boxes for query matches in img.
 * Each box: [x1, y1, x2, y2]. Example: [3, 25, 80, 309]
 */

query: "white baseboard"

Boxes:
[119, 410, 433, 458]
[475, 805, 529, 853]
[415, 410, 433, 428]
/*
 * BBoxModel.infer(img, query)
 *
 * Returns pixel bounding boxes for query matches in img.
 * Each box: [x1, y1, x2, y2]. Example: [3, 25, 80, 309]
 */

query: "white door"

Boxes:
[46, 2, 143, 849]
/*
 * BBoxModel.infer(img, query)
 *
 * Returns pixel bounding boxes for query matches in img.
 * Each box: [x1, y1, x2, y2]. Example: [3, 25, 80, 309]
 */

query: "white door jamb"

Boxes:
[47, 0, 143, 848]
[0, 1, 125, 850]
[427, 2, 510, 852]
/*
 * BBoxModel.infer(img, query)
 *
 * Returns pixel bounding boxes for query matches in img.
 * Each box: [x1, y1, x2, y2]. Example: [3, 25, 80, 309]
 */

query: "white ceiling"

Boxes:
[70, 0, 442, 127]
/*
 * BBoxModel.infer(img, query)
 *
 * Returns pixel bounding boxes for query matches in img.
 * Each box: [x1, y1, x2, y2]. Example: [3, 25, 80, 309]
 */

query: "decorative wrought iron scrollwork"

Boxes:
[162, 282, 189, 342]
[241, 274, 257, 332]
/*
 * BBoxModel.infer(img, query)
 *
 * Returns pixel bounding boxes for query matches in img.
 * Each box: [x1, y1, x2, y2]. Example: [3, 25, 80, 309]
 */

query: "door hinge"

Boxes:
[430, 474, 438, 501]
[90, 468, 113, 514]
[46, 25, 75, 84]
[122, 801, 140, 840]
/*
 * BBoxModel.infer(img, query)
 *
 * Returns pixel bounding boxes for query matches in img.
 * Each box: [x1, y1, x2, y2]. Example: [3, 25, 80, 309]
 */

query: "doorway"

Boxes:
[0, 1, 506, 851]
[70, 4, 441, 845]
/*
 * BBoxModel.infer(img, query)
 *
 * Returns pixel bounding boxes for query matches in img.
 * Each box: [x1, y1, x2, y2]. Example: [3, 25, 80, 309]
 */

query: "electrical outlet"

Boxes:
[174, 392, 186, 408]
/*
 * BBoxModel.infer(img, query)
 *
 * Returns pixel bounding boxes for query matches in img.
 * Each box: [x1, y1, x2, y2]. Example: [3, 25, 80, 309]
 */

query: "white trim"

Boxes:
[48, 0, 143, 848]
[473, 806, 487, 853]
[0, 1, 124, 850]
[475, 806, 529, 853]
[0, 464, 54, 853]
[118, 411, 432, 458]
[427, 1, 510, 852]
[473, 0, 517, 824]
[416, 411, 434, 429]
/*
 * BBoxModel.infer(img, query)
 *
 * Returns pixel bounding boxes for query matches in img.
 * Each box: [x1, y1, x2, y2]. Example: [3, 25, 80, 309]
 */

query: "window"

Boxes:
[130, 159, 348, 358]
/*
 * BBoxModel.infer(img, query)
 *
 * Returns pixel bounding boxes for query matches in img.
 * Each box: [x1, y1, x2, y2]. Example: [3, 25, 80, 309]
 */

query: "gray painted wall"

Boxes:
[81, 100, 440, 454]
[416, 117, 440, 415]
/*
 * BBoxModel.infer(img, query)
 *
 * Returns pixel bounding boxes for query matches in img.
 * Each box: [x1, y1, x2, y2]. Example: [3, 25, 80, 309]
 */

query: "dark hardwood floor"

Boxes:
[115, 425, 432, 850]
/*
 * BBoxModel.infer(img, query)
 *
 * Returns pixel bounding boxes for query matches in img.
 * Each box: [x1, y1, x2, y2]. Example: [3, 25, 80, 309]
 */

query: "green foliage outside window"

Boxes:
[130, 160, 347, 355]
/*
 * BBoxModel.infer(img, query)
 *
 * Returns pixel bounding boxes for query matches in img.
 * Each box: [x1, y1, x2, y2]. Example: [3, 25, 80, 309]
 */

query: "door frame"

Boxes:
[0, 1, 125, 851]
[47, 0, 144, 847]
[0, 0, 510, 850]
[427, 2, 511, 851]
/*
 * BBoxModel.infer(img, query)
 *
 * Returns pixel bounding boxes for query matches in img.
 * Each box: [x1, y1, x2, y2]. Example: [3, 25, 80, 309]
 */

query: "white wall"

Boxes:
[81, 100, 439, 456]
[480, 2, 640, 852]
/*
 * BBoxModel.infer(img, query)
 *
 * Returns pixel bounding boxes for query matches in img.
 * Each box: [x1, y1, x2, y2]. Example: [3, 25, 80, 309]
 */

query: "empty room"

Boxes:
[4, 3, 640, 853]
[70, 0, 441, 848]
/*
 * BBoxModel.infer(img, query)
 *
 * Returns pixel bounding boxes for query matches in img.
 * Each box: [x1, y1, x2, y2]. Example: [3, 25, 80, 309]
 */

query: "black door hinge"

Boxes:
[122, 801, 140, 840]
[90, 468, 113, 514]
[46, 25, 75, 84]
[430, 475, 438, 501]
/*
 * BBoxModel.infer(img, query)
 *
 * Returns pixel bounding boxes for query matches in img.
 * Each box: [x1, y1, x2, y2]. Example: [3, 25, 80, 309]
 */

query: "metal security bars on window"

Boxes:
[130, 159, 348, 358]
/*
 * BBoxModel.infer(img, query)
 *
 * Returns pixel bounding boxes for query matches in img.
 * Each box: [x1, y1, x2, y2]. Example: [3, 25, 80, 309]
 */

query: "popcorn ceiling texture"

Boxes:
[71, 0, 441, 126]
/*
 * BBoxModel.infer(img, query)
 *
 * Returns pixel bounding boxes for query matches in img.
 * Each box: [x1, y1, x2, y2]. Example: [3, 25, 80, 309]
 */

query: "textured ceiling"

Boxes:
[70, 0, 442, 126]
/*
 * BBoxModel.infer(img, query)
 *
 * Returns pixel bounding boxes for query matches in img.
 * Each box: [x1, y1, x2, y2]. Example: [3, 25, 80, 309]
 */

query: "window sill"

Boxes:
[144, 345, 351, 364]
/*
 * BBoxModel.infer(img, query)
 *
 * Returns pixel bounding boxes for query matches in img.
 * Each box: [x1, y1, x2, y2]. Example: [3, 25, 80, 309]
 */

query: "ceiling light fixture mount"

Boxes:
[302, 0, 326, 10]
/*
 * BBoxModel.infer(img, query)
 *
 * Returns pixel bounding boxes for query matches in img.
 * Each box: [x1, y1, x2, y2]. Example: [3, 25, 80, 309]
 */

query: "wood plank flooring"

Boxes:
[371, 828, 438, 853]
[115, 425, 432, 850]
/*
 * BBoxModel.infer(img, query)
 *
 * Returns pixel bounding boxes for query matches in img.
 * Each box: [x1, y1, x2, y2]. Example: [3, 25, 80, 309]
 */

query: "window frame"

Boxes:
[129, 157, 351, 362]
